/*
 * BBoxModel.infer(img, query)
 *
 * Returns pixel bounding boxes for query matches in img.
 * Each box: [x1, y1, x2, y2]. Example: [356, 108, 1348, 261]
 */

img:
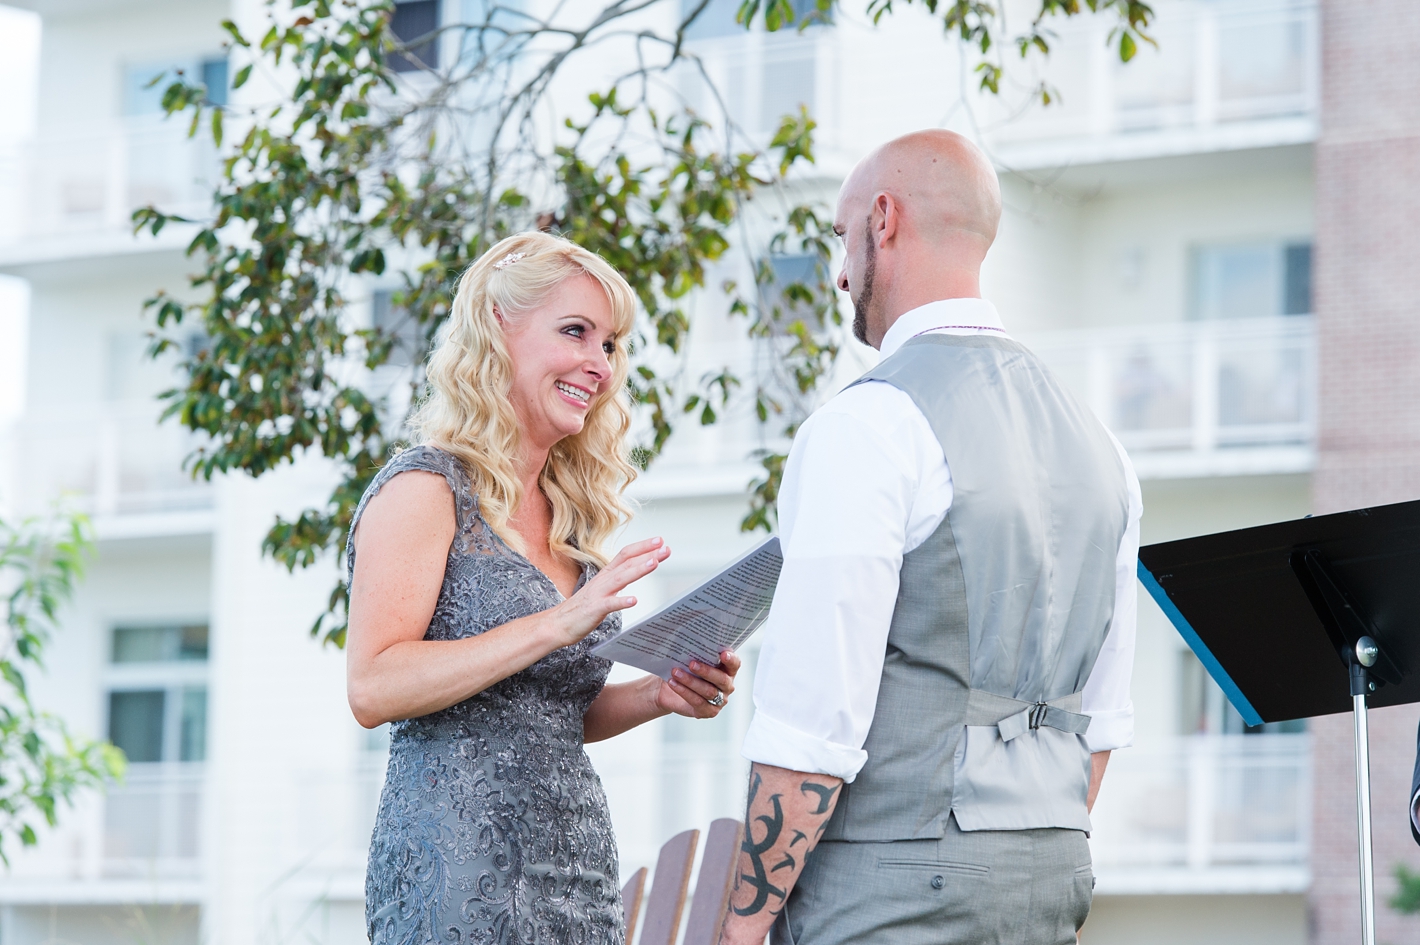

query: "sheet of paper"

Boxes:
[590, 537, 782, 679]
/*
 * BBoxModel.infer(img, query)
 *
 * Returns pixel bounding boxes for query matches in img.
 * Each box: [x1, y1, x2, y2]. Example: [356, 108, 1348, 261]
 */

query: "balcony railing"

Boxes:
[1091, 734, 1310, 891]
[980, 0, 1318, 162]
[1026, 315, 1315, 477]
[5, 401, 213, 518]
[283, 745, 751, 884]
[0, 116, 217, 249]
[102, 762, 204, 878]
[0, 735, 1306, 899]
[681, 30, 827, 138]
[0, 762, 205, 885]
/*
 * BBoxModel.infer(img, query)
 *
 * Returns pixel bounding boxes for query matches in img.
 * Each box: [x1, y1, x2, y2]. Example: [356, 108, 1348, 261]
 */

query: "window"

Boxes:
[1192, 240, 1313, 320]
[681, 0, 741, 39]
[761, 254, 828, 335]
[1282, 243, 1312, 315]
[681, 0, 827, 133]
[106, 624, 210, 764]
[201, 57, 229, 108]
[391, 0, 441, 72]
[123, 63, 173, 116]
[371, 289, 426, 367]
[681, 0, 827, 38]
[122, 57, 229, 114]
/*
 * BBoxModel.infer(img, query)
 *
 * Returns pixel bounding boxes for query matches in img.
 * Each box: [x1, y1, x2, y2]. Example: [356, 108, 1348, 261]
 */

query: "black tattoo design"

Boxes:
[733, 771, 788, 917]
[789, 829, 808, 848]
[800, 780, 840, 815]
[772, 854, 796, 873]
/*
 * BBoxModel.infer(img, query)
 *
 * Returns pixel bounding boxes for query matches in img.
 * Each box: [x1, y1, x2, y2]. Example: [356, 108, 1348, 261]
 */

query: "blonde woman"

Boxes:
[346, 232, 740, 945]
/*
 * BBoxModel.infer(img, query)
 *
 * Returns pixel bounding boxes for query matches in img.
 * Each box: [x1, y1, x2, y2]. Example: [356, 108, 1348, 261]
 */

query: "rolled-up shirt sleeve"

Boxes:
[1080, 431, 1144, 753]
[741, 388, 930, 783]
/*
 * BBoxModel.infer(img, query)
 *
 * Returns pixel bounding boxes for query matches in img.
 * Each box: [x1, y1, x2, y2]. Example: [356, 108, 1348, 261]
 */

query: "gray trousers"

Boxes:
[773, 815, 1093, 945]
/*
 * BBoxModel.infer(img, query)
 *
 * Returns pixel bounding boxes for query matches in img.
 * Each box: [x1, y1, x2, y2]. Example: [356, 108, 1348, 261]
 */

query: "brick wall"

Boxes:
[1312, 1, 1420, 942]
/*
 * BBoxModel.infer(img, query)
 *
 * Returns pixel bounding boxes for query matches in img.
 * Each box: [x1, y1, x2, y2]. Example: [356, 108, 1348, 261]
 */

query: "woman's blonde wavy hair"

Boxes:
[409, 232, 638, 568]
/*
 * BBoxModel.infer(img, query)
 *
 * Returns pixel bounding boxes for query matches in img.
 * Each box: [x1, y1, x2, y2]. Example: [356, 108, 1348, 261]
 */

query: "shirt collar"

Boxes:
[878, 299, 1008, 360]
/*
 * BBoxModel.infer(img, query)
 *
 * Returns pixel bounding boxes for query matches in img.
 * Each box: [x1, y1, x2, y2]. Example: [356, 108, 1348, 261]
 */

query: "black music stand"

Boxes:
[1138, 499, 1420, 945]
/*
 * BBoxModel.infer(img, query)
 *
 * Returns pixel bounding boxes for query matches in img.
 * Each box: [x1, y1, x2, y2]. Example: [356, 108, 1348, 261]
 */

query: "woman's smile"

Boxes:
[554, 379, 593, 407]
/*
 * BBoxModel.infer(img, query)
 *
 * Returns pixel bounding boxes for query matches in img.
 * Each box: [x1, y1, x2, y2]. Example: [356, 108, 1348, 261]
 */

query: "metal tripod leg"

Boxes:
[1353, 692, 1376, 945]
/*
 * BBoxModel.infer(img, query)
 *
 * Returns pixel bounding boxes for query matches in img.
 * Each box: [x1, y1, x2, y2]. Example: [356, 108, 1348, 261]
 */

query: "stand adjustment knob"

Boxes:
[1356, 636, 1379, 668]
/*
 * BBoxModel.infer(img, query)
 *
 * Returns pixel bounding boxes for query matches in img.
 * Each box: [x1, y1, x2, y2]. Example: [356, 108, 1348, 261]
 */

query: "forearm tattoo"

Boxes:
[733, 770, 787, 916]
[729, 769, 842, 920]
[800, 781, 837, 816]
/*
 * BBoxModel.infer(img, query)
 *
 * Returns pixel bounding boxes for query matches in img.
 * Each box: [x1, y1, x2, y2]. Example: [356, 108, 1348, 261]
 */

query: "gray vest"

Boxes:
[819, 333, 1130, 841]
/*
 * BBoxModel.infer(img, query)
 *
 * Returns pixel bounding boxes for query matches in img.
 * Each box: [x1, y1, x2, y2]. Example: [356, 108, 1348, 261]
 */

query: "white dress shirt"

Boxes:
[741, 298, 1144, 782]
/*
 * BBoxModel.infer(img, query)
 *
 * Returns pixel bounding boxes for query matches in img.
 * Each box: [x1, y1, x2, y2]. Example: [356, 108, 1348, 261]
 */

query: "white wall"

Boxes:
[987, 152, 1315, 333]
[34, 0, 228, 130]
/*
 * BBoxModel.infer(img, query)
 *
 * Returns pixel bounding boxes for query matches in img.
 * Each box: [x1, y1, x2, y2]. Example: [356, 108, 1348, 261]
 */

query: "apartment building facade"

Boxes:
[0, 0, 1414, 942]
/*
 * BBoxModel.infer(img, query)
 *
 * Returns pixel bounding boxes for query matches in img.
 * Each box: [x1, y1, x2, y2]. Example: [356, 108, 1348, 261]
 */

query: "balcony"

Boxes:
[0, 116, 216, 267]
[3, 400, 213, 525]
[979, 0, 1319, 169]
[101, 763, 204, 879]
[1026, 315, 1315, 478]
[680, 29, 829, 140]
[1091, 734, 1311, 893]
[0, 763, 204, 903]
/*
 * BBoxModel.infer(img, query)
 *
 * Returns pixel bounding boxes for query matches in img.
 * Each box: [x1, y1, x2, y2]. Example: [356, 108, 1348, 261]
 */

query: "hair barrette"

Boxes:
[493, 252, 525, 270]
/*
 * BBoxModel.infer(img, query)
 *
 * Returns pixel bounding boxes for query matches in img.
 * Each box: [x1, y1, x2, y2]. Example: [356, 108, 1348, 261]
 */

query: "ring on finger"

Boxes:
[708, 691, 725, 708]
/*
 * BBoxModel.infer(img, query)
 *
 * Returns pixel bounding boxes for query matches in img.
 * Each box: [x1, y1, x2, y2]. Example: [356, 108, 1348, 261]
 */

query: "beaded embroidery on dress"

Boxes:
[349, 445, 624, 945]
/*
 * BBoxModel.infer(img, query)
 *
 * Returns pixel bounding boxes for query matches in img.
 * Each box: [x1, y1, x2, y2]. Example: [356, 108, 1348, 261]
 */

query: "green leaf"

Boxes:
[232, 63, 253, 88]
[1392, 864, 1420, 914]
[1119, 30, 1137, 62]
[221, 19, 251, 47]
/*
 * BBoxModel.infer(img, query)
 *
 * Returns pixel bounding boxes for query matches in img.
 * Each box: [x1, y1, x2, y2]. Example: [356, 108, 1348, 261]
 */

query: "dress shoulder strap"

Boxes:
[345, 445, 487, 584]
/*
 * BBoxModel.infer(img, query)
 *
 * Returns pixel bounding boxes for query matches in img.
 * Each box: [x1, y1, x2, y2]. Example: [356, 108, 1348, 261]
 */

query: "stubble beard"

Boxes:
[851, 224, 877, 346]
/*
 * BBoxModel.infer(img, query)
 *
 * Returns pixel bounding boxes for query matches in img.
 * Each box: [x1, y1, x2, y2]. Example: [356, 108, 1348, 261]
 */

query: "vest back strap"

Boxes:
[963, 689, 1092, 742]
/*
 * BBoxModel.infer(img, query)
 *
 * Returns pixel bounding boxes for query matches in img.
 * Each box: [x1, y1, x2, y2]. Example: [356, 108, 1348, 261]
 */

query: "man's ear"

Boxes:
[872, 192, 899, 249]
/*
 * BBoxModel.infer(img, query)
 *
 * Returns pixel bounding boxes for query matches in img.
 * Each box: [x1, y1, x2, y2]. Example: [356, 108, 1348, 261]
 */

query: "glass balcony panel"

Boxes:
[10, 401, 213, 517]
[981, 0, 1317, 157]
[101, 762, 204, 877]
[1112, 345, 1195, 440]
[760, 42, 816, 130]
[1090, 734, 1310, 872]
[1217, 344, 1305, 431]
[1217, 14, 1310, 120]
[1, 116, 217, 247]
[1026, 315, 1315, 473]
[1115, 20, 1197, 130]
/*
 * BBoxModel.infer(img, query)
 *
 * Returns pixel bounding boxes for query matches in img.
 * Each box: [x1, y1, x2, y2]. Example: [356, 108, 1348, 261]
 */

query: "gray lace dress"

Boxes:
[350, 446, 624, 945]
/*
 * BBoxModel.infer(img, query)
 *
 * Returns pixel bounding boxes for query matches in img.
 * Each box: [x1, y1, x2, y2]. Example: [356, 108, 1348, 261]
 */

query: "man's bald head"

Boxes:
[839, 129, 1001, 248]
[833, 130, 1002, 347]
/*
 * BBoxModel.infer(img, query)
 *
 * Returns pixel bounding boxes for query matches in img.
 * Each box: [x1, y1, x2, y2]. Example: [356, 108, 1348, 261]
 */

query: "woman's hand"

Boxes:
[657, 649, 742, 720]
[549, 537, 670, 647]
[583, 649, 742, 742]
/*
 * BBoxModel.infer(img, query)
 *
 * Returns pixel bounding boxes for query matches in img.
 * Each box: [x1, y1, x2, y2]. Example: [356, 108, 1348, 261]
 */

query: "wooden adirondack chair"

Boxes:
[626, 817, 745, 945]
[682, 818, 744, 945]
[621, 866, 649, 943]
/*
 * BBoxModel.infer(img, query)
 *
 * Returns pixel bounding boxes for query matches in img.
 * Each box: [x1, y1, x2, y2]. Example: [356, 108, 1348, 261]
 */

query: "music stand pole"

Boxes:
[1351, 651, 1379, 945]
[1353, 693, 1376, 945]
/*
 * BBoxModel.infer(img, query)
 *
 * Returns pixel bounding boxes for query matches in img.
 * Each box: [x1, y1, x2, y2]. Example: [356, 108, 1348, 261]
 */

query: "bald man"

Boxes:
[717, 130, 1142, 945]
